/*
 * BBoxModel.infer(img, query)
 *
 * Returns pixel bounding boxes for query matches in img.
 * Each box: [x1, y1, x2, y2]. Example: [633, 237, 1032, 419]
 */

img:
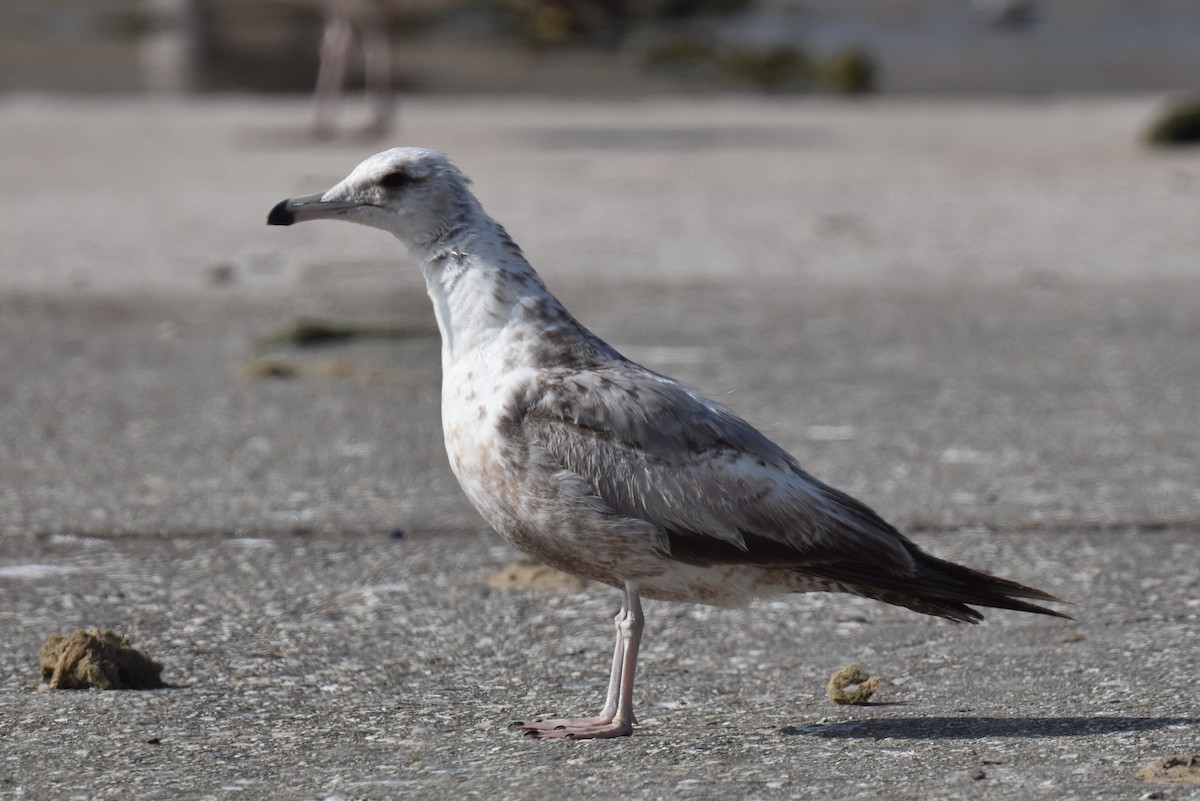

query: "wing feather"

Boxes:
[520, 362, 916, 570]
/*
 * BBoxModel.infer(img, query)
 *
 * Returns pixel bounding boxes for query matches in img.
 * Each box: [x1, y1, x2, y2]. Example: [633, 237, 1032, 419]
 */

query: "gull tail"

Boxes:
[806, 550, 1071, 623]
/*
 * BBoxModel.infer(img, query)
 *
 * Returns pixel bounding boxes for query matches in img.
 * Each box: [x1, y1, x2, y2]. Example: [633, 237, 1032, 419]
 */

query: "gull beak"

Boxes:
[267, 192, 365, 226]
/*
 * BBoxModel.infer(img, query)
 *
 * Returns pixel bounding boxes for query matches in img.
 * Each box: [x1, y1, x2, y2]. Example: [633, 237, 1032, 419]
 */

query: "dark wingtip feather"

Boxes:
[807, 550, 1072, 623]
[920, 554, 1074, 621]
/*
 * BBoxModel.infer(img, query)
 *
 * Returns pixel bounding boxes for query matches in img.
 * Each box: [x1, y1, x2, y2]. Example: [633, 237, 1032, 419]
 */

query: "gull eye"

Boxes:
[380, 170, 409, 189]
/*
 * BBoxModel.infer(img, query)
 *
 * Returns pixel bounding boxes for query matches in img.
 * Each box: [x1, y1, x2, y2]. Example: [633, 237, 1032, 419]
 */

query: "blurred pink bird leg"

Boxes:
[312, 0, 394, 140]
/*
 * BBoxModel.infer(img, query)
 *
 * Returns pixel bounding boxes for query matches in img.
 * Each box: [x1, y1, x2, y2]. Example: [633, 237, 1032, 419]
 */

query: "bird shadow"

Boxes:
[779, 715, 1200, 740]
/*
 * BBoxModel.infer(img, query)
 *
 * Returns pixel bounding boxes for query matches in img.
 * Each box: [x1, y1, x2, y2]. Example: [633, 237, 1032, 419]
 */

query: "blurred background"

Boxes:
[3, 0, 1200, 96]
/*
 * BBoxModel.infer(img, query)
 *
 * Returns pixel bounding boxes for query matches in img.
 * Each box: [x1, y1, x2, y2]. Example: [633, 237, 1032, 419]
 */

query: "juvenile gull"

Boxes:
[267, 147, 1068, 740]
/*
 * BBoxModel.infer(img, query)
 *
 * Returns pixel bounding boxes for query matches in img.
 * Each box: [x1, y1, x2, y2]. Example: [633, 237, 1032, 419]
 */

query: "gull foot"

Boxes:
[511, 717, 633, 740]
[509, 715, 610, 732]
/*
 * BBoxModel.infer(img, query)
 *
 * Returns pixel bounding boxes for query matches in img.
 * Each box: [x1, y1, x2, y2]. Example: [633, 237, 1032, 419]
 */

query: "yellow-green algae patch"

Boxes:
[1146, 98, 1200, 146]
[826, 663, 882, 705]
[259, 318, 435, 348]
[39, 628, 166, 690]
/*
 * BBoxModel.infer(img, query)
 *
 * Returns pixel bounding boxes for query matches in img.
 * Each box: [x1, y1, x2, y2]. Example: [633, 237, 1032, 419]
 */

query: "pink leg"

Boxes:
[359, 3, 394, 138]
[512, 583, 643, 740]
[512, 593, 626, 730]
[311, 2, 352, 139]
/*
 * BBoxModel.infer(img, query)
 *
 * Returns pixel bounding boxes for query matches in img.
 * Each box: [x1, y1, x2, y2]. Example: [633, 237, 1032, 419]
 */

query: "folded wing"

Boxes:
[521, 362, 917, 571]
[517, 361, 1067, 622]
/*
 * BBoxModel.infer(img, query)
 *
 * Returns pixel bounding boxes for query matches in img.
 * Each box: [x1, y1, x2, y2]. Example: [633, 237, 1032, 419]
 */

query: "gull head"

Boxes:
[267, 147, 474, 247]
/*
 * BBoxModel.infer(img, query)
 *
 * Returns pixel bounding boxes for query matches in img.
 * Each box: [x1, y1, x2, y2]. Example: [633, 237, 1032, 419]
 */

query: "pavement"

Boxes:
[0, 95, 1197, 800]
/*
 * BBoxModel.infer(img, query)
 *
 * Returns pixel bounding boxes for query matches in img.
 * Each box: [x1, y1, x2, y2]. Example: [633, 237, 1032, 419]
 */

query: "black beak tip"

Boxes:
[267, 199, 295, 226]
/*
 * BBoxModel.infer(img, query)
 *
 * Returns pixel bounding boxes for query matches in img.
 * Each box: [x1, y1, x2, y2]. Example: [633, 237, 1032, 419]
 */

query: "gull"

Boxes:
[267, 147, 1067, 740]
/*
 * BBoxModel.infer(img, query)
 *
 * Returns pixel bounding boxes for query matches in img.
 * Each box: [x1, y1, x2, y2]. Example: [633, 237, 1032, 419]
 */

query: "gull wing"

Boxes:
[518, 360, 1067, 621]
[519, 362, 918, 571]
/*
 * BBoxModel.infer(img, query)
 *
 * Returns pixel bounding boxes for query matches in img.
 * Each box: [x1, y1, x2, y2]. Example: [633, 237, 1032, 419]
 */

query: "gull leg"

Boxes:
[512, 593, 626, 732]
[599, 591, 631, 719]
[515, 583, 643, 740]
[595, 597, 628, 718]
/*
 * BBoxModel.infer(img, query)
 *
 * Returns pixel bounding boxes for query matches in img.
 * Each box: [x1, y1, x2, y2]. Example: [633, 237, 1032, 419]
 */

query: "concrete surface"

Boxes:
[0, 96, 1197, 800]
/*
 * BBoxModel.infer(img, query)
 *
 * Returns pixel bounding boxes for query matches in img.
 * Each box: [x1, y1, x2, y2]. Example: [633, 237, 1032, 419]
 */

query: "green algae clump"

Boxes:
[823, 49, 876, 95]
[1146, 98, 1200, 146]
[39, 628, 166, 690]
